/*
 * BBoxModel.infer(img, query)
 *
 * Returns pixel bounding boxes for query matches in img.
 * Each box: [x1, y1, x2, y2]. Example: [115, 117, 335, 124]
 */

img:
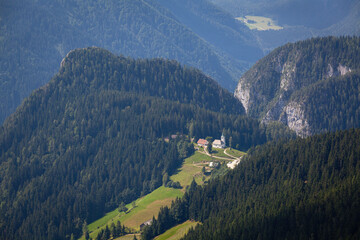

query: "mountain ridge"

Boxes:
[0, 0, 263, 124]
[234, 36, 360, 136]
[0, 47, 269, 240]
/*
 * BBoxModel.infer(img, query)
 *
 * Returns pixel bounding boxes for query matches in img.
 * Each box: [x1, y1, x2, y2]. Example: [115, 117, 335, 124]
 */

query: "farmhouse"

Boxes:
[140, 219, 153, 231]
[212, 134, 226, 148]
[197, 138, 209, 147]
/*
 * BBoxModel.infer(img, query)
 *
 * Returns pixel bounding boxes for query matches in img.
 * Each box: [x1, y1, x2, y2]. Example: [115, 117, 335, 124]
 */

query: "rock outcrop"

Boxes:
[234, 80, 250, 113]
[234, 37, 360, 137]
[284, 102, 311, 137]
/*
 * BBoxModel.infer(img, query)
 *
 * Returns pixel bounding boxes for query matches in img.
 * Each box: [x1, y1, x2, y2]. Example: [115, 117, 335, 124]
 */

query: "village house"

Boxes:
[140, 219, 153, 231]
[212, 134, 226, 148]
[209, 161, 220, 168]
[197, 138, 209, 147]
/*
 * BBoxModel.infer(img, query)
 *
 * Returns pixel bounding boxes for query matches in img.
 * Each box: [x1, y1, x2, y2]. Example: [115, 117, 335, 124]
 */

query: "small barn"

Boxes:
[140, 219, 153, 231]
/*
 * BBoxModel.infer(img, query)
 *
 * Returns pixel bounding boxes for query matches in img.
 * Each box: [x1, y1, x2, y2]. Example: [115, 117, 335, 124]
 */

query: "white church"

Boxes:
[212, 134, 226, 148]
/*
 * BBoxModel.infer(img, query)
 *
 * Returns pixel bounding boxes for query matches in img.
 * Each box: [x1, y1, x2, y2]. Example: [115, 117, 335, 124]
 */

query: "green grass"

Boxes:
[115, 234, 140, 240]
[80, 187, 183, 239]
[117, 187, 182, 230]
[226, 148, 246, 158]
[88, 210, 120, 232]
[184, 151, 212, 164]
[211, 148, 231, 158]
[81, 151, 216, 240]
[154, 221, 199, 240]
[236, 15, 283, 31]
[172, 152, 212, 187]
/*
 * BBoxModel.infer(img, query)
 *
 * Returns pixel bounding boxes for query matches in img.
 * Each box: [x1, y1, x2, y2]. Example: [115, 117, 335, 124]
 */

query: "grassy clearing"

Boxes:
[81, 186, 182, 239]
[226, 148, 246, 158]
[82, 151, 216, 239]
[154, 221, 199, 240]
[115, 234, 140, 240]
[211, 148, 231, 158]
[171, 161, 209, 187]
[186, 149, 212, 163]
[236, 15, 283, 31]
[118, 187, 182, 230]
[88, 210, 120, 232]
[172, 151, 212, 187]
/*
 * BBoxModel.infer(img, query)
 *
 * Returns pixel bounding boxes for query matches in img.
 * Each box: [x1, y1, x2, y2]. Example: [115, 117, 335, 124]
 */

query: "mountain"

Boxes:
[209, 0, 360, 52]
[143, 128, 360, 240]
[321, 1, 360, 36]
[0, 47, 269, 240]
[234, 36, 360, 137]
[209, 0, 356, 28]
[0, 0, 263, 124]
[155, 0, 262, 65]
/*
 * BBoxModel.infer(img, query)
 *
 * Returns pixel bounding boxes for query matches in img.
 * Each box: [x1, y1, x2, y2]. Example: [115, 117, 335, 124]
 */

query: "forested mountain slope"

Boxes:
[155, 0, 262, 64]
[210, 0, 356, 29]
[0, 48, 267, 240]
[143, 128, 360, 240]
[210, 0, 360, 54]
[234, 36, 360, 136]
[0, 0, 263, 124]
[319, 1, 360, 36]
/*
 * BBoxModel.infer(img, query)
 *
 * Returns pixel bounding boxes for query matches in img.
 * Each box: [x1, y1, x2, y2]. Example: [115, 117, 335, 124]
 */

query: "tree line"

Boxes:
[0, 48, 275, 239]
[142, 128, 360, 240]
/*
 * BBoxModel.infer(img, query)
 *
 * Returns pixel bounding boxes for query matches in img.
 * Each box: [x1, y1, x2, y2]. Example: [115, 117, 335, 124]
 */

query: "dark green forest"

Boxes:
[293, 70, 360, 134]
[143, 128, 360, 240]
[0, 0, 262, 124]
[93, 221, 129, 240]
[236, 36, 360, 136]
[241, 36, 360, 119]
[0, 48, 268, 240]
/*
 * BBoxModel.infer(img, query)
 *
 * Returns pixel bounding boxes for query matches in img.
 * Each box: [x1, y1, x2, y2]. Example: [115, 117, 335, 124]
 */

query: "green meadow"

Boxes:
[154, 221, 199, 240]
[236, 15, 283, 31]
[81, 150, 216, 239]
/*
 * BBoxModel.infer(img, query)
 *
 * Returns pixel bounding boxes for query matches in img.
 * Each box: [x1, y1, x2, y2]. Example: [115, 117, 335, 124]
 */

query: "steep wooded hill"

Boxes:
[234, 36, 360, 137]
[0, 48, 267, 240]
[0, 0, 263, 124]
[143, 128, 360, 240]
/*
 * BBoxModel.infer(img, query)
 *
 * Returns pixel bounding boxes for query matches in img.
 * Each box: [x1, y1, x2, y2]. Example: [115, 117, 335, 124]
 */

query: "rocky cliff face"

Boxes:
[234, 80, 250, 113]
[284, 101, 311, 137]
[234, 37, 360, 137]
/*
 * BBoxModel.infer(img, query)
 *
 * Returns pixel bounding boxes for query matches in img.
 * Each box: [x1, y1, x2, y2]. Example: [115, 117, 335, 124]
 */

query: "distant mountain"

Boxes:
[0, 0, 263, 124]
[321, 1, 360, 36]
[143, 128, 360, 240]
[155, 0, 262, 64]
[234, 36, 360, 137]
[209, 0, 360, 52]
[0, 48, 269, 240]
[210, 0, 356, 29]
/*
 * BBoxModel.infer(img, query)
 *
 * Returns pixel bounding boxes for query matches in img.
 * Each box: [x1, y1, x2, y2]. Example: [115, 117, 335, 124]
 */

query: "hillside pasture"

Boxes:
[154, 221, 199, 240]
[82, 150, 222, 239]
[236, 16, 283, 31]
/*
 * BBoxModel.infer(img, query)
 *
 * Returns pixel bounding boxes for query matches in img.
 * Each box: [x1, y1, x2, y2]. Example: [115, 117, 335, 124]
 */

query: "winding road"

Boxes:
[198, 147, 243, 169]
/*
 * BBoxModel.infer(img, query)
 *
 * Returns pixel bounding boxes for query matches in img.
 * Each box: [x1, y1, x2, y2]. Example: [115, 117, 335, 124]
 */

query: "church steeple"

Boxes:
[221, 133, 225, 147]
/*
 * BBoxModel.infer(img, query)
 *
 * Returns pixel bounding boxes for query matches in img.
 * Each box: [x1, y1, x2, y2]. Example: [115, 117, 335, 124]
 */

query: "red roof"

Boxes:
[197, 139, 208, 145]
